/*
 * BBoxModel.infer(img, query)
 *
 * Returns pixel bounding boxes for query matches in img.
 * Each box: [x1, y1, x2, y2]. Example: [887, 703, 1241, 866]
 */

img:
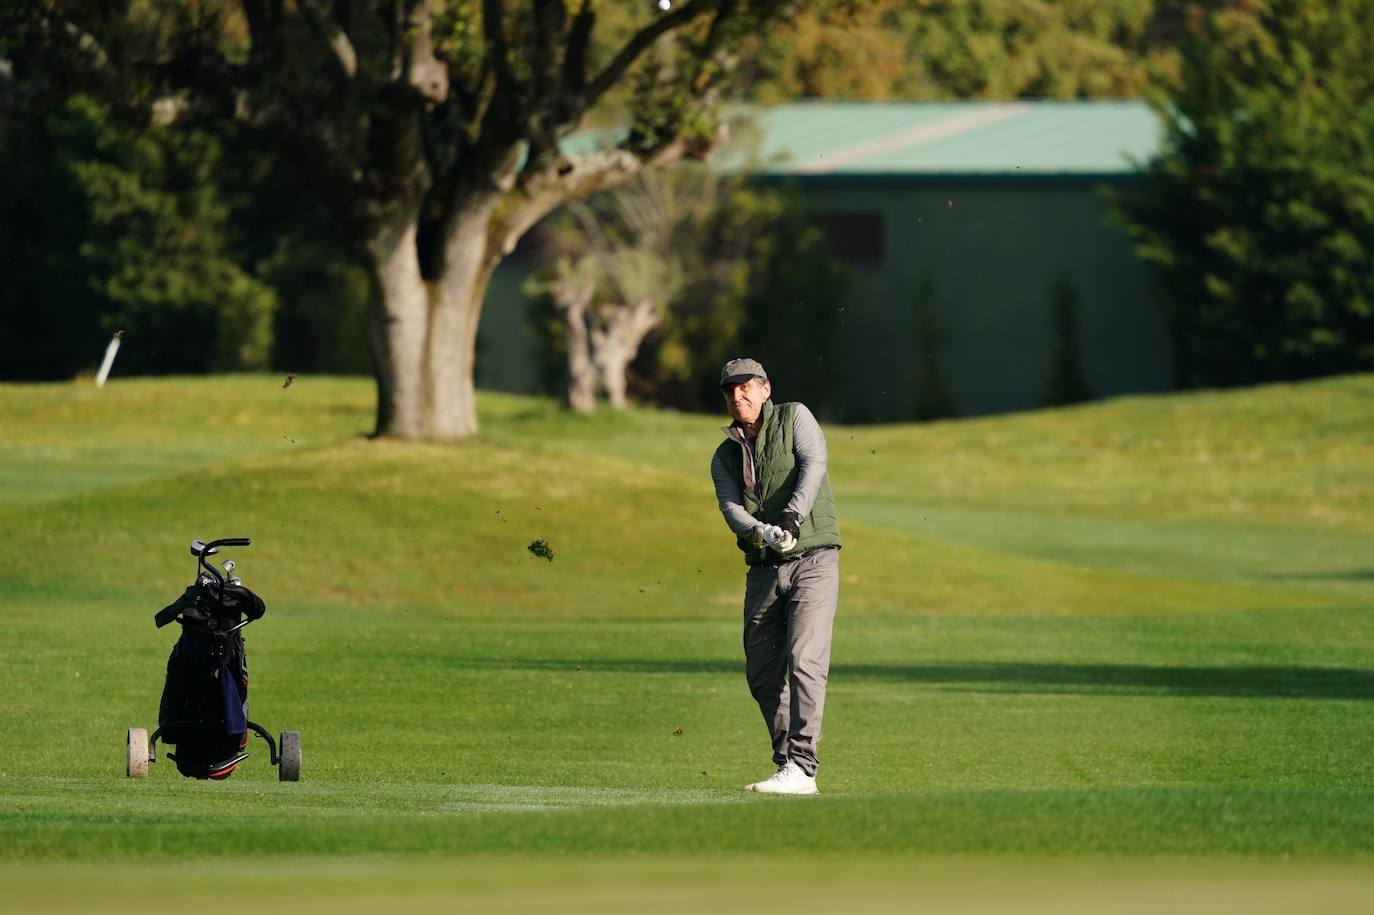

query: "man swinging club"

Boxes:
[710, 358, 841, 795]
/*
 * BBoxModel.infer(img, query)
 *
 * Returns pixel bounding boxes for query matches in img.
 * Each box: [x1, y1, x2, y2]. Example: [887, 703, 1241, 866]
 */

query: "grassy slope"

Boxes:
[2, 374, 1374, 911]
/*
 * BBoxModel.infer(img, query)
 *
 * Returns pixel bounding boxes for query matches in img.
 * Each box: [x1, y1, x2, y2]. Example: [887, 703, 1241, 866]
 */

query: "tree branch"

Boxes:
[586, 0, 718, 103]
[298, 0, 358, 79]
[490, 140, 686, 259]
[567, 199, 617, 268]
[519, 0, 573, 179]
[241, 0, 285, 73]
[0, 17, 118, 116]
[400, 0, 447, 104]
[482, 0, 517, 93]
[529, 0, 568, 102]
[561, 3, 596, 98]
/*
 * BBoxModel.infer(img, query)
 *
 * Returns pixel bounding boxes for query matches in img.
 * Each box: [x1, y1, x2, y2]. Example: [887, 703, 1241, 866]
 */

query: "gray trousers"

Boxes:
[742, 547, 839, 777]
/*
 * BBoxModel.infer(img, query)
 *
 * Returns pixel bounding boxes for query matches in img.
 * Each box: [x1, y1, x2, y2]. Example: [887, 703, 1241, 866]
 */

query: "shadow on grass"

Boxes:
[455, 657, 1374, 701]
[1262, 569, 1374, 583]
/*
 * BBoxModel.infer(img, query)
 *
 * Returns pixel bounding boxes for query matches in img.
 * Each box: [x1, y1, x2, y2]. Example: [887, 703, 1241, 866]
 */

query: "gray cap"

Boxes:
[719, 357, 768, 388]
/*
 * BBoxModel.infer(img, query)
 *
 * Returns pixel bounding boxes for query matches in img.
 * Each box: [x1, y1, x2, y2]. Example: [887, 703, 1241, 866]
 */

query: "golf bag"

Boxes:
[128, 538, 300, 781]
[155, 578, 265, 779]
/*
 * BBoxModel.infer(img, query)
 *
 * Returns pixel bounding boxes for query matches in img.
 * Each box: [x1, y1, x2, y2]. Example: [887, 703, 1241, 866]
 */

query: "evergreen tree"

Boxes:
[1113, 0, 1374, 386]
[1043, 272, 1093, 406]
[912, 268, 955, 421]
[0, 96, 276, 378]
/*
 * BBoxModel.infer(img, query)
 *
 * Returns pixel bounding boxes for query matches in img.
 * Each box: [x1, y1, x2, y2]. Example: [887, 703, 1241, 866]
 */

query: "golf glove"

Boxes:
[760, 521, 798, 554]
[779, 510, 803, 541]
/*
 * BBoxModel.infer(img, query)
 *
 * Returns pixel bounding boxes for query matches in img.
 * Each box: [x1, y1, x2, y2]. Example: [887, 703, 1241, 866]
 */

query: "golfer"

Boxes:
[710, 358, 841, 795]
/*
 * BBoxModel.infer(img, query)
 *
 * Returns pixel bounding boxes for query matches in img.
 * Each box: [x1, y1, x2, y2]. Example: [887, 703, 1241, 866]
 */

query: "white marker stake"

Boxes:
[95, 333, 122, 388]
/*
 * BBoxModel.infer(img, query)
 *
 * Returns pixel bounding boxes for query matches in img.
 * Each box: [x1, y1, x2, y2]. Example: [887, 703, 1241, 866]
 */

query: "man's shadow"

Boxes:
[455, 657, 1374, 701]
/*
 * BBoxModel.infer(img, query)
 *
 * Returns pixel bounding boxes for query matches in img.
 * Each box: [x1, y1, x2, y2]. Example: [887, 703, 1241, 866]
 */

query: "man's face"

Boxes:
[723, 377, 771, 426]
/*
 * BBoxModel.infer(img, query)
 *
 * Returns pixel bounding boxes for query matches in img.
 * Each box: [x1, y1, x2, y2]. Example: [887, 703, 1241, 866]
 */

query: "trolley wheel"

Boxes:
[278, 731, 301, 782]
[126, 728, 149, 778]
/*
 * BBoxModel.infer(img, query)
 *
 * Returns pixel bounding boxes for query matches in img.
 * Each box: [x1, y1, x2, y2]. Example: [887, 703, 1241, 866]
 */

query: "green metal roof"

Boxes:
[719, 100, 1161, 177]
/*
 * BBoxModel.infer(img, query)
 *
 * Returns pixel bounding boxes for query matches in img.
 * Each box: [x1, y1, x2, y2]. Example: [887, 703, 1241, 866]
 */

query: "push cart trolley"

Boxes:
[126, 537, 300, 781]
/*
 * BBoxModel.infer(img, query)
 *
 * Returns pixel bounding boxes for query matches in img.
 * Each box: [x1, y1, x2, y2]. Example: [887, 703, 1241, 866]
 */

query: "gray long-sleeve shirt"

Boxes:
[710, 402, 828, 540]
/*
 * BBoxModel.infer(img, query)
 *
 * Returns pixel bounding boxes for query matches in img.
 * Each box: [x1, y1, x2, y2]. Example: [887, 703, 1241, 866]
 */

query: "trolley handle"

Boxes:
[201, 537, 251, 552]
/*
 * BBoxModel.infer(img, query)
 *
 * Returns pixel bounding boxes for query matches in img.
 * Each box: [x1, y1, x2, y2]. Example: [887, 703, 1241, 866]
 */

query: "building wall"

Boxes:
[804, 177, 1173, 420]
[475, 260, 544, 395]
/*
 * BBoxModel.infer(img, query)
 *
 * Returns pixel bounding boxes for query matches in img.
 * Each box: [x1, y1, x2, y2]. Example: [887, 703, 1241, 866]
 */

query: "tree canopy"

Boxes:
[14, 2, 1362, 410]
[2, 0, 846, 439]
[740, 0, 1189, 102]
[1113, 0, 1374, 386]
[0, 95, 276, 378]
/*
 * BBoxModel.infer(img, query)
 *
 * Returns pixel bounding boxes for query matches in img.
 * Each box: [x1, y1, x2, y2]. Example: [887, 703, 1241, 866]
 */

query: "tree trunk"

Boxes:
[426, 190, 510, 440]
[595, 344, 632, 409]
[590, 299, 661, 410]
[358, 102, 674, 438]
[562, 298, 598, 413]
[548, 257, 599, 413]
[421, 274, 484, 441]
[365, 191, 501, 441]
[365, 204, 431, 440]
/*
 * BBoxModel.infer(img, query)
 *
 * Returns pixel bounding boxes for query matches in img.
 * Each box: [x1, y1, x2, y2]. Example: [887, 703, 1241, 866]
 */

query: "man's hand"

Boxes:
[760, 524, 794, 552]
[761, 514, 800, 553]
[779, 510, 803, 542]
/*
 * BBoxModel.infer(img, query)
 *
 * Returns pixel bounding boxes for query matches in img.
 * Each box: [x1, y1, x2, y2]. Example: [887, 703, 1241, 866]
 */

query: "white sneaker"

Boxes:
[745, 761, 818, 795]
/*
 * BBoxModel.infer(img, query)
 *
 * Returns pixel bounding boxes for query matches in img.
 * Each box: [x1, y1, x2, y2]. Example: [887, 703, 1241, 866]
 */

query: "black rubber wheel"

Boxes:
[278, 730, 301, 782]
[126, 728, 149, 778]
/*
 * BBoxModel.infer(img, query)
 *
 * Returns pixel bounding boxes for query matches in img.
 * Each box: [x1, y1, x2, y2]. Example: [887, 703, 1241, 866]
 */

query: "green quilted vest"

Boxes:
[713, 400, 841, 566]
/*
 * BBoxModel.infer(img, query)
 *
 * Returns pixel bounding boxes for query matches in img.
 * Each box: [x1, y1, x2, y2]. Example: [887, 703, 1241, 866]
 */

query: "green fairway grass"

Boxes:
[2, 374, 1373, 911]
